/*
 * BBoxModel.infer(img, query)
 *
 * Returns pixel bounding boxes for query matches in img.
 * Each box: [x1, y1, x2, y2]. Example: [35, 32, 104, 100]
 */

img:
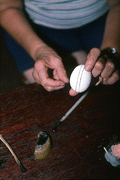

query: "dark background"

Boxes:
[0, 27, 22, 94]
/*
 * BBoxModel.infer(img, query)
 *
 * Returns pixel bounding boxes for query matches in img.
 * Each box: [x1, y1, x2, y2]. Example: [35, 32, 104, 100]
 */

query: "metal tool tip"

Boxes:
[19, 163, 27, 173]
[52, 121, 62, 132]
[52, 126, 58, 132]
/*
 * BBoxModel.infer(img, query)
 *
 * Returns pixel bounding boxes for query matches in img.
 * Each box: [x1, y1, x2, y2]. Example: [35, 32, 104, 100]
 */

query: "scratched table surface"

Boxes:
[0, 82, 120, 180]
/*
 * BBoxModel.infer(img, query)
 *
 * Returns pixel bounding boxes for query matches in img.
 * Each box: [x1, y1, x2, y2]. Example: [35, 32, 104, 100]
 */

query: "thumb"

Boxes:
[69, 88, 78, 96]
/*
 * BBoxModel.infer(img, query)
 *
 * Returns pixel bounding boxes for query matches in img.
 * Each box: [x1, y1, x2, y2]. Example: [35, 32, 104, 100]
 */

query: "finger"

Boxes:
[40, 62, 66, 85]
[34, 77, 65, 91]
[41, 77, 65, 87]
[56, 66, 69, 83]
[39, 72, 65, 88]
[53, 69, 60, 80]
[101, 60, 115, 79]
[92, 56, 106, 77]
[69, 88, 79, 96]
[50, 57, 69, 83]
[35, 74, 66, 91]
[85, 48, 101, 71]
[103, 70, 120, 85]
[34, 63, 65, 87]
[45, 84, 66, 92]
[32, 68, 40, 82]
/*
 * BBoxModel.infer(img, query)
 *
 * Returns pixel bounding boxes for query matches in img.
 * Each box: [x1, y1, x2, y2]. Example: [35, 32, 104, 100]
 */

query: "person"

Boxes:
[0, 0, 120, 96]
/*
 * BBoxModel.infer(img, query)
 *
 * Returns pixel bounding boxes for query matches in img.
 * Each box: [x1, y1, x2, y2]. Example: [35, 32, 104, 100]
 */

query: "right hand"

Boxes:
[33, 45, 69, 91]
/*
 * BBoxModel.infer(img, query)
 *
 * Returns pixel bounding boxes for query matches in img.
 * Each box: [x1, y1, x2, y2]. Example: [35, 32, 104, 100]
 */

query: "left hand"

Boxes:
[69, 47, 120, 96]
[85, 47, 120, 84]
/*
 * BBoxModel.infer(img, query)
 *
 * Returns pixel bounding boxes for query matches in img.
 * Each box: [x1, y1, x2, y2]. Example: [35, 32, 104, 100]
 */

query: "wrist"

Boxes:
[31, 41, 47, 60]
[34, 44, 57, 61]
[101, 40, 120, 54]
[99, 47, 120, 68]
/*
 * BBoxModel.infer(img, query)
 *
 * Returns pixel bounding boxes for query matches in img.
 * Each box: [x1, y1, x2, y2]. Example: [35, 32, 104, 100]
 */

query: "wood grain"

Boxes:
[0, 82, 120, 179]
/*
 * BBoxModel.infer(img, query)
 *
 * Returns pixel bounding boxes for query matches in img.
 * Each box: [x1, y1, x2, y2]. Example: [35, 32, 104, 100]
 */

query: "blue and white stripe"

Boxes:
[25, 0, 109, 29]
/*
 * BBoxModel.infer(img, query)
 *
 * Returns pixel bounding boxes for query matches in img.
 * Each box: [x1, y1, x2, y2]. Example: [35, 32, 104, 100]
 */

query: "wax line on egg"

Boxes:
[76, 65, 82, 91]
[52, 91, 89, 132]
[78, 66, 84, 92]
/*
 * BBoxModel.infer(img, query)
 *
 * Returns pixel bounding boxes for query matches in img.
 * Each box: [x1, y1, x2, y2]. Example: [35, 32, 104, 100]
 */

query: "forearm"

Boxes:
[0, 4, 46, 60]
[101, 3, 120, 53]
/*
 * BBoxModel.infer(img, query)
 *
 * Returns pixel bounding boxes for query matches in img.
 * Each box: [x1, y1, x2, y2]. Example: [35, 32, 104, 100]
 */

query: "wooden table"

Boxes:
[0, 82, 120, 179]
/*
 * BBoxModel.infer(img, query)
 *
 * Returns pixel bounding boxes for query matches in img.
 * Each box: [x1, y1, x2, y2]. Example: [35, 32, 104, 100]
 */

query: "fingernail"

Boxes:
[85, 65, 91, 71]
[92, 69, 97, 77]
[92, 72, 97, 78]
[64, 77, 69, 83]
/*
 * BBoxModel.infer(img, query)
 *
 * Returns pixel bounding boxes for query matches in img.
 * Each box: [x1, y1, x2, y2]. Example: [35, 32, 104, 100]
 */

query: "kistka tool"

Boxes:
[52, 91, 89, 132]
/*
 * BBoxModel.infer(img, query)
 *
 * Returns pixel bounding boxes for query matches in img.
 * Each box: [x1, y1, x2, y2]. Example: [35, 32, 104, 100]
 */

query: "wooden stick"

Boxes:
[52, 91, 89, 132]
[0, 134, 27, 173]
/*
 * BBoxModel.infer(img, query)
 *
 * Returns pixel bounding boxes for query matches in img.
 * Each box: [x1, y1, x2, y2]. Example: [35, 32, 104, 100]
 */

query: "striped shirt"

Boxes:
[25, 0, 109, 29]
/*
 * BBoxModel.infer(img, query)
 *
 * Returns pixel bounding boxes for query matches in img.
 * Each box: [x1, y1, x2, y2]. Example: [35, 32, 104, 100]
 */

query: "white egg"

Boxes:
[70, 65, 91, 93]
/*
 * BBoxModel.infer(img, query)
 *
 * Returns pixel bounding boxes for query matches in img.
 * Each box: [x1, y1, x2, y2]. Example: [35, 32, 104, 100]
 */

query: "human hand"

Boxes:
[85, 47, 120, 85]
[33, 45, 69, 91]
[69, 47, 120, 96]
